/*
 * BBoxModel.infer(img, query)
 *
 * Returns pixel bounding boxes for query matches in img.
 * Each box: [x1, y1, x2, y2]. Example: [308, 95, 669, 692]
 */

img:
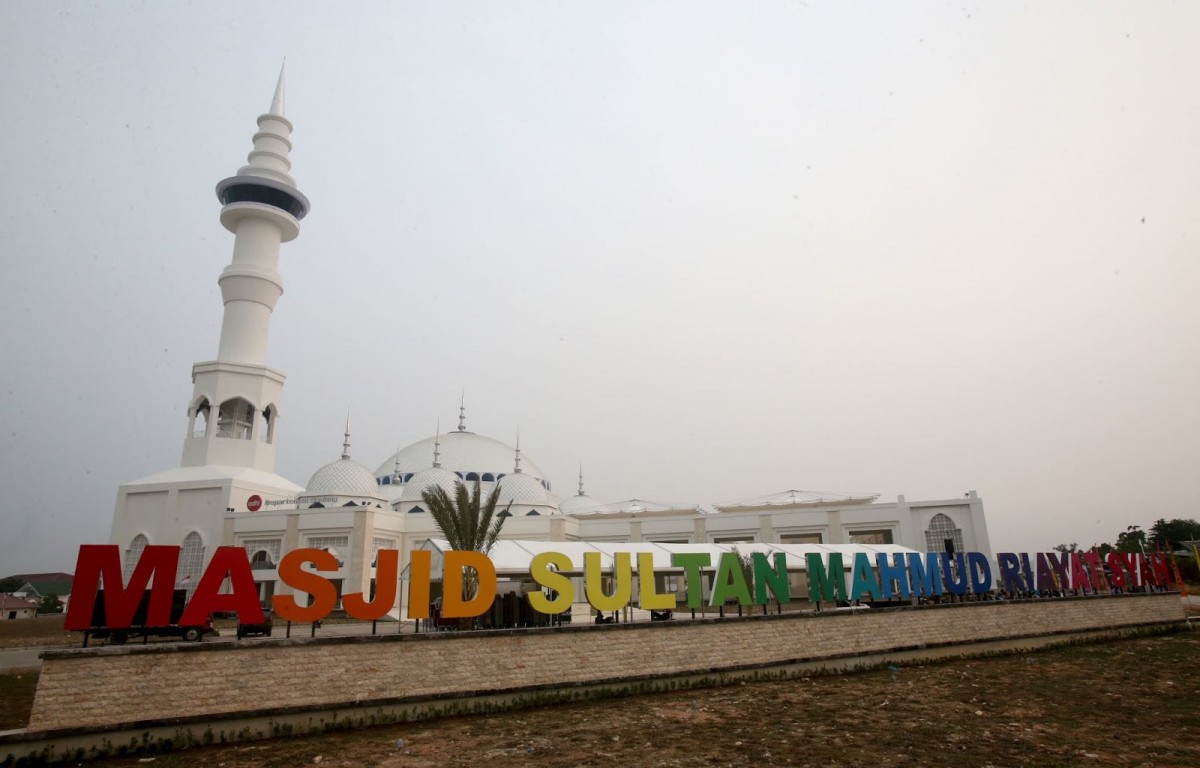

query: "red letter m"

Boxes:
[64, 545, 180, 631]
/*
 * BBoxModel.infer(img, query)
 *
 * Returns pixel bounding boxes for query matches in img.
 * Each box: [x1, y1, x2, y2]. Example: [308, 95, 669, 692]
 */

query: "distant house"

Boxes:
[3, 572, 73, 613]
[0, 595, 40, 621]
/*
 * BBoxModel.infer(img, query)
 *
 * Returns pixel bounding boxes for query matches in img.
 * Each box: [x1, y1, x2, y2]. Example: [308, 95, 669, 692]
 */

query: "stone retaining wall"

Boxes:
[28, 593, 1185, 732]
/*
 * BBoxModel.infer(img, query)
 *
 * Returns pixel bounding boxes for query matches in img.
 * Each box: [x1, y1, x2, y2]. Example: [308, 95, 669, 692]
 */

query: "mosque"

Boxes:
[108, 72, 993, 613]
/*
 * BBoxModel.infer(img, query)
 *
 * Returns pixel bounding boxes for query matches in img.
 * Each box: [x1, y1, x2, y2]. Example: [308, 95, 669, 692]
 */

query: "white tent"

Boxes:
[404, 538, 921, 580]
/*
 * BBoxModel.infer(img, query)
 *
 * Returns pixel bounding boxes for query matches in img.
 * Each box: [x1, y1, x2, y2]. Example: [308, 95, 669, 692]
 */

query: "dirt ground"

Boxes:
[35, 630, 1190, 768]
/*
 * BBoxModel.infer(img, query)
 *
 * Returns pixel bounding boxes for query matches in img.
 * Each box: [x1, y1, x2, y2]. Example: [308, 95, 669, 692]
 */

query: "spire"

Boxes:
[513, 429, 522, 474]
[457, 390, 467, 432]
[219, 66, 308, 194]
[577, 463, 586, 497]
[341, 412, 351, 460]
[392, 445, 402, 481]
[432, 420, 442, 468]
[269, 61, 286, 117]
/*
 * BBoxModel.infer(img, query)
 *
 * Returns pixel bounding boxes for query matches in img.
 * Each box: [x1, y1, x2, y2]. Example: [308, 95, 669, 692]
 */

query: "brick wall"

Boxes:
[28, 593, 1184, 731]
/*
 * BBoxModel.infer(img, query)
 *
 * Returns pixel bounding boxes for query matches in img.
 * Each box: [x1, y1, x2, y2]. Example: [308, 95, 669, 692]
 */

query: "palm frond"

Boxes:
[423, 479, 507, 554]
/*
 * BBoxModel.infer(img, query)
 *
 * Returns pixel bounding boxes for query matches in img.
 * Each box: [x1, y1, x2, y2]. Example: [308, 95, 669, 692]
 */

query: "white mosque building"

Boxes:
[108, 73, 993, 613]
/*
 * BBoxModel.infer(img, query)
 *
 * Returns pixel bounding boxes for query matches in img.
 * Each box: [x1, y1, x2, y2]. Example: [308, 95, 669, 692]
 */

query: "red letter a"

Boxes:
[180, 546, 263, 625]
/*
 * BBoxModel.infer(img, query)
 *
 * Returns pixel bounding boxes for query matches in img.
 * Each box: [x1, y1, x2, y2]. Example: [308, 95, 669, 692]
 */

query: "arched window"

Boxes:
[454, 471, 465, 480]
[481, 473, 495, 482]
[250, 550, 274, 570]
[190, 399, 210, 438]
[403, 473, 414, 483]
[216, 397, 255, 440]
[178, 533, 206, 596]
[381, 476, 391, 485]
[124, 534, 149, 580]
[925, 513, 965, 554]
[465, 472, 480, 482]
[409, 505, 425, 514]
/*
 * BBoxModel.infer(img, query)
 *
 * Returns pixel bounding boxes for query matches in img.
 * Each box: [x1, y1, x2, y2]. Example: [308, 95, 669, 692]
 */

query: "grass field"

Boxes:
[0, 615, 82, 650]
[3, 629, 1197, 766]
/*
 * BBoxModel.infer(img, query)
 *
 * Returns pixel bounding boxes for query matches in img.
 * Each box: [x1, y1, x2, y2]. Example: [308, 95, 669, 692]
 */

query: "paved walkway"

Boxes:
[0, 649, 42, 671]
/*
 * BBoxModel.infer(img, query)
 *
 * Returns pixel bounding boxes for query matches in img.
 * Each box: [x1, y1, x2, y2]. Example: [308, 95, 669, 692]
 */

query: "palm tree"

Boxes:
[422, 480, 510, 610]
[422, 479, 509, 554]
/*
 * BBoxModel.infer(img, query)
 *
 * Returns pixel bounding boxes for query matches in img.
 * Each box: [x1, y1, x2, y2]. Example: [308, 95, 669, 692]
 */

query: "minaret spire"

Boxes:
[577, 462, 586, 497]
[513, 428, 522, 474]
[341, 412, 351, 460]
[269, 61, 286, 117]
[457, 390, 467, 432]
[392, 445, 402, 481]
[432, 420, 442, 468]
[212, 71, 310, 364]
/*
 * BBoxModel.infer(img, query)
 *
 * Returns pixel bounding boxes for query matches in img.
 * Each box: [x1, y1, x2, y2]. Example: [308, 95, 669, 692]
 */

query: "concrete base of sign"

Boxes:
[3, 593, 1188, 765]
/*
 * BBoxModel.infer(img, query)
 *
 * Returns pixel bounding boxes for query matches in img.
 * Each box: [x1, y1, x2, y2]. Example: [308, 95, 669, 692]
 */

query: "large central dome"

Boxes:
[374, 430, 548, 486]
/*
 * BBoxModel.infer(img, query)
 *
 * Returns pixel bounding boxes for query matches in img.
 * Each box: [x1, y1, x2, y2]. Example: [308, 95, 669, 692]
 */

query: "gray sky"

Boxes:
[1, 2, 1197, 575]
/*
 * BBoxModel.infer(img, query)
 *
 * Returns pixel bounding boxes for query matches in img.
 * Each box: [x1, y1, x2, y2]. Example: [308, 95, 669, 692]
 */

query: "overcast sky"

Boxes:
[1, 2, 1197, 575]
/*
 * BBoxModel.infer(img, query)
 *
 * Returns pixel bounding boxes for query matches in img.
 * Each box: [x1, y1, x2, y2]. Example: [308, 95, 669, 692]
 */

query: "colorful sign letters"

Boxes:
[64, 545, 1176, 631]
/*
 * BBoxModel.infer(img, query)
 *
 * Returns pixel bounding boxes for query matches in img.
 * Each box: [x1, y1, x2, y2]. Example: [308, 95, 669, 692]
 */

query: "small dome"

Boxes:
[302, 458, 381, 499]
[496, 472, 550, 508]
[560, 493, 609, 516]
[400, 467, 461, 504]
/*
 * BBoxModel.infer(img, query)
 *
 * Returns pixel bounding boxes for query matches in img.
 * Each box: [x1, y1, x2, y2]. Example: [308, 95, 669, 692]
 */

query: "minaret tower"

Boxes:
[181, 66, 310, 471]
[111, 70, 308, 579]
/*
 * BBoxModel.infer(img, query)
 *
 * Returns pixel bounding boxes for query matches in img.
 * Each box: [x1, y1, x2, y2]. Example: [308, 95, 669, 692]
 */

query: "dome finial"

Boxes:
[393, 444, 402, 480]
[269, 60, 286, 117]
[341, 411, 351, 460]
[513, 427, 522, 474]
[458, 389, 467, 432]
[432, 420, 442, 468]
[578, 462, 586, 497]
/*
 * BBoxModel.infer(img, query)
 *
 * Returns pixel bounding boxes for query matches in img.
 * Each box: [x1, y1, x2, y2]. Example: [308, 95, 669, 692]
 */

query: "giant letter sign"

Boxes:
[65, 544, 180, 631]
[273, 548, 339, 622]
[180, 546, 262, 625]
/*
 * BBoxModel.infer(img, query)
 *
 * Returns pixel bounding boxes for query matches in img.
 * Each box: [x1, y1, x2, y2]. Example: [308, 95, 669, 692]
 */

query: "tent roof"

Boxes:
[403, 538, 921, 578]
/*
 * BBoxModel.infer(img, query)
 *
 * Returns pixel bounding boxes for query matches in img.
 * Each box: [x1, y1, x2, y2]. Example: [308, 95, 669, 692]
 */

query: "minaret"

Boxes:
[432, 421, 442, 468]
[181, 66, 310, 472]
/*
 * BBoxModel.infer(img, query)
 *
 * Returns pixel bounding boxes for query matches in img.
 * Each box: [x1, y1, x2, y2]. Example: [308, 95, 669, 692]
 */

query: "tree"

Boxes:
[0, 576, 21, 593]
[423, 480, 509, 555]
[1149, 518, 1200, 548]
[1053, 543, 1079, 554]
[1115, 525, 1147, 554]
[422, 480, 510, 611]
[39, 594, 63, 614]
